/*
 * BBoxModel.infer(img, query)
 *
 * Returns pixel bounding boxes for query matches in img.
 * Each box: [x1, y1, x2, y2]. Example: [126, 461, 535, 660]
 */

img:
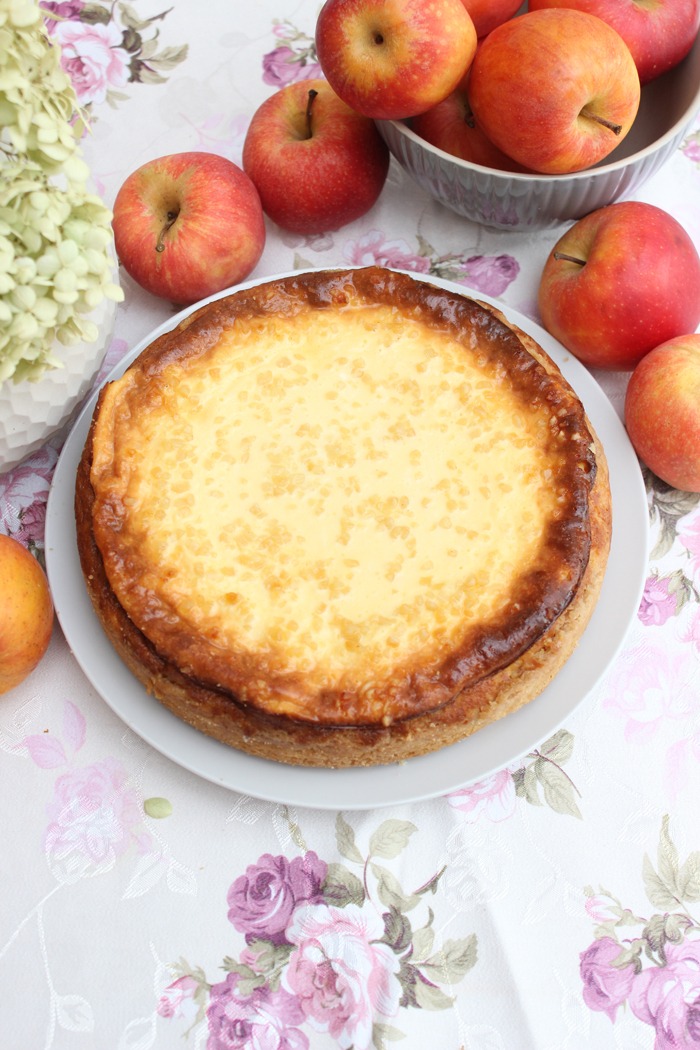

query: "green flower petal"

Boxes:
[144, 797, 174, 820]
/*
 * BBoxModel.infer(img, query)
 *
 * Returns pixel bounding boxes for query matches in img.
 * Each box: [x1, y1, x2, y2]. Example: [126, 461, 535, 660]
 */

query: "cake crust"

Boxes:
[75, 267, 611, 767]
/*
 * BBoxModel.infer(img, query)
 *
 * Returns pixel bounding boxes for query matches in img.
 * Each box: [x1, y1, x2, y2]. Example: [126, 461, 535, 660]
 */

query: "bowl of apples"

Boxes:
[366, 0, 700, 230]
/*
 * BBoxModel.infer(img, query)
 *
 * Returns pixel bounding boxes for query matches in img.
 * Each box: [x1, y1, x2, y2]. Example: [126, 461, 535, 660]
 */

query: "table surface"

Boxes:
[2, 3, 700, 1048]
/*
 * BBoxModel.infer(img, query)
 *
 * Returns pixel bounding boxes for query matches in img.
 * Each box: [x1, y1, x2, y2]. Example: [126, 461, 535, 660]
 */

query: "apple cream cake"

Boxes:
[75, 266, 612, 768]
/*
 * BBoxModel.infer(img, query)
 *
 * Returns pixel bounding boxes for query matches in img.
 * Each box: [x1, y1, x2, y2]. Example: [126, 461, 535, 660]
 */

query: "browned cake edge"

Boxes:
[75, 268, 612, 768]
[83, 267, 602, 729]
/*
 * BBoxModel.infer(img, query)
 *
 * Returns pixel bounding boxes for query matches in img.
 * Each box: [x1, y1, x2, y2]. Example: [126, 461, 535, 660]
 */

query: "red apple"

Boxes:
[315, 0, 478, 120]
[0, 535, 54, 695]
[460, 0, 523, 37]
[411, 76, 532, 171]
[242, 79, 389, 234]
[537, 202, 700, 371]
[625, 335, 700, 491]
[468, 9, 640, 174]
[112, 152, 266, 306]
[528, 0, 700, 85]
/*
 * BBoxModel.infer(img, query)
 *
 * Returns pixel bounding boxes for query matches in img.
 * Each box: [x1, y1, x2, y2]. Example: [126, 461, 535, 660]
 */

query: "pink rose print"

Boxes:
[53, 19, 129, 106]
[343, 230, 431, 274]
[684, 608, 700, 655]
[638, 574, 678, 626]
[227, 852, 327, 945]
[44, 756, 149, 881]
[680, 515, 700, 583]
[579, 936, 638, 1022]
[664, 734, 700, 800]
[602, 643, 694, 744]
[341, 231, 521, 301]
[456, 254, 520, 297]
[262, 46, 322, 87]
[582, 819, 700, 1045]
[447, 768, 516, 823]
[629, 939, 700, 1048]
[283, 902, 402, 1050]
[24, 699, 86, 768]
[157, 975, 200, 1023]
[13, 497, 47, 547]
[0, 445, 58, 547]
[585, 895, 621, 925]
[206, 973, 308, 1050]
[602, 642, 700, 801]
[684, 135, 700, 164]
[40, 0, 84, 29]
[159, 819, 473, 1045]
[262, 21, 322, 87]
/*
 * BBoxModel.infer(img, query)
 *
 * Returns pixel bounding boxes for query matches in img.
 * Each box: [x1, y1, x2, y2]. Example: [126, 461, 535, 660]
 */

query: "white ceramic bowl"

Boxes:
[0, 294, 117, 474]
[376, 22, 700, 231]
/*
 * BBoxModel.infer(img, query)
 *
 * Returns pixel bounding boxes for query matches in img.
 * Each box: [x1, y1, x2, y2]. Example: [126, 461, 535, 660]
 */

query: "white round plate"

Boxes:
[45, 270, 649, 811]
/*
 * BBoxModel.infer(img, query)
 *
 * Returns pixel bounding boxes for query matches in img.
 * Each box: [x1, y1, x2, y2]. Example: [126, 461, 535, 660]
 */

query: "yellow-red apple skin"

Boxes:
[468, 9, 640, 174]
[537, 202, 700, 371]
[0, 535, 54, 695]
[625, 336, 700, 492]
[411, 79, 532, 171]
[112, 152, 266, 306]
[242, 79, 389, 234]
[528, 0, 700, 85]
[459, 0, 523, 38]
[315, 0, 478, 120]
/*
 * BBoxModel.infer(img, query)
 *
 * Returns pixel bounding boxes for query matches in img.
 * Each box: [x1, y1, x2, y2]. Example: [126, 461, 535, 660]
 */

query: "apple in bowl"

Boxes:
[468, 8, 641, 173]
[625, 335, 700, 492]
[243, 79, 389, 234]
[410, 76, 532, 171]
[537, 201, 700, 371]
[315, 0, 477, 120]
[112, 152, 266, 306]
[459, 0, 523, 37]
[528, 0, 700, 85]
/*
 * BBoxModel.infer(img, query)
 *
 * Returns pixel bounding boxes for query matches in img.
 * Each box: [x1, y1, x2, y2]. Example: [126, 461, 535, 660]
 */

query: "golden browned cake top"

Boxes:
[88, 267, 596, 728]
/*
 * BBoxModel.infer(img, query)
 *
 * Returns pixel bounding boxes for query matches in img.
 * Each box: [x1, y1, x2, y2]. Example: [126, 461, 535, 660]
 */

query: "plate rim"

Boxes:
[45, 267, 649, 810]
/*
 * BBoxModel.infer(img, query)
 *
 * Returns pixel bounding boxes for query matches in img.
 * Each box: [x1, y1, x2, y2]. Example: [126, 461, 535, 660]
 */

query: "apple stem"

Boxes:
[156, 210, 179, 253]
[553, 251, 586, 266]
[579, 108, 622, 135]
[305, 88, 318, 139]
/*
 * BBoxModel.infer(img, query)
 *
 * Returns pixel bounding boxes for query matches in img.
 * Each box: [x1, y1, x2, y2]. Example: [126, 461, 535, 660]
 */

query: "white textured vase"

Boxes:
[0, 293, 117, 474]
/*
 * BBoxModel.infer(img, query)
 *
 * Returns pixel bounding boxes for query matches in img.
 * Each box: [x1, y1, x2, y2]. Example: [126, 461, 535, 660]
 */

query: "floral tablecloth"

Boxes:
[3, 3, 700, 1048]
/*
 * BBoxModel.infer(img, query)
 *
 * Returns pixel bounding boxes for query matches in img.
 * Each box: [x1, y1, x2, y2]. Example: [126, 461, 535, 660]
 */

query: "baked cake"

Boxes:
[75, 266, 611, 767]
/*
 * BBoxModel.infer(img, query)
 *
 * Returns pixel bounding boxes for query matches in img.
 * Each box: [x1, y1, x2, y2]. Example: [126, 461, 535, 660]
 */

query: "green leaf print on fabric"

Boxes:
[516, 730, 582, 819]
[449, 729, 582, 821]
[638, 476, 700, 626]
[369, 819, 417, 860]
[646, 468, 700, 560]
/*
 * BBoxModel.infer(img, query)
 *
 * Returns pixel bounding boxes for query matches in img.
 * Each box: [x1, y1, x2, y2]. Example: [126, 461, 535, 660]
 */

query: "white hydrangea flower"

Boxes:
[0, 0, 123, 385]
